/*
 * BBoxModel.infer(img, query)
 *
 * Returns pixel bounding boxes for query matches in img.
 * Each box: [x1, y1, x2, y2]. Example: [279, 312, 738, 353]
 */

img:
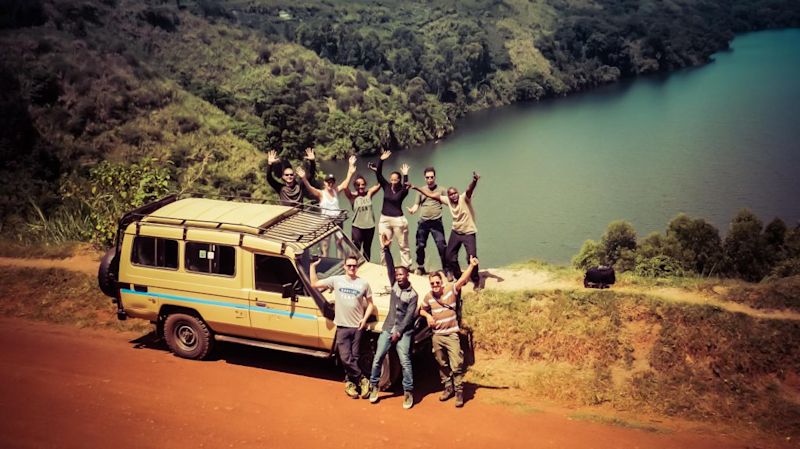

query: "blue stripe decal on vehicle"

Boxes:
[120, 289, 317, 320]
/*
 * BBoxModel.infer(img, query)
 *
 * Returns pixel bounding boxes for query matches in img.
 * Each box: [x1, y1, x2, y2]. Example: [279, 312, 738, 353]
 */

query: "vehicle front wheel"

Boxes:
[164, 313, 213, 360]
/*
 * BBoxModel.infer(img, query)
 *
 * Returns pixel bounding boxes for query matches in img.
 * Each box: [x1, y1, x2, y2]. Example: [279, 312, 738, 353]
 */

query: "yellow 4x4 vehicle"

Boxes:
[98, 194, 431, 387]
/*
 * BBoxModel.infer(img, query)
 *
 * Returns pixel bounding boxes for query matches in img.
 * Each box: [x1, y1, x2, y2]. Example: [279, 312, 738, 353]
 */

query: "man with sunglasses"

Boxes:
[310, 255, 375, 399]
[410, 171, 481, 291]
[367, 233, 418, 409]
[419, 256, 479, 408]
[266, 148, 320, 205]
[407, 167, 447, 276]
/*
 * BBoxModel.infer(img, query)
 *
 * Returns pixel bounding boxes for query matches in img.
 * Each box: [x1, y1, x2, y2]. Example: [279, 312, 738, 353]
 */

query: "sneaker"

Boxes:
[403, 391, 414, 409]
[345, 381, 359, 399]
[359, 377, 371, 399]
[414, 267, 426, 276]
[368, 385, 379, 403]
[454, 390, 464, 408]
[472, 282, 482, 292]
[439, 385, 455, 402]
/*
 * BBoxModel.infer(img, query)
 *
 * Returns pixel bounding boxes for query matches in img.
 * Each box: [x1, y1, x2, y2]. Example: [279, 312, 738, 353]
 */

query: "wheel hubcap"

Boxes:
[176, 324, 197, 351]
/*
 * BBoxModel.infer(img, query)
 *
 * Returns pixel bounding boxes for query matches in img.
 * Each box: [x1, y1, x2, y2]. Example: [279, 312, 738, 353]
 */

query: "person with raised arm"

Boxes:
[265, 148, 320, 206]
[407, 166, 448, 276]
[372, 150, 412, 268]
[366, 233, 418, 409]
[410, 171, 482, 291]
[342, 168, 381, 261]
[297, 156, 355, 257]
[419, 256, 479, 408]
[309, 255, 375, 399]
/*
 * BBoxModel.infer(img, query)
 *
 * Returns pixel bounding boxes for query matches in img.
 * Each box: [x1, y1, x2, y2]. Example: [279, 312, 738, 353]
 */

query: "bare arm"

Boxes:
[309, 258, 330, 293]
[337, 156, 357, 192]
[466, 171, 480, 200]
[366, 183, 381, 198]
[296, 167, 322, 200]
[358, 296, 375, 330]
[266, 150, 283, 193]
[454, 256, 479, 293]
[410, 185, 444, 203]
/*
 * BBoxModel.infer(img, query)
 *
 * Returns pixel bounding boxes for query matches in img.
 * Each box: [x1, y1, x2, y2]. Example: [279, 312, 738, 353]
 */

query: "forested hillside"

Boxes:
[1, 0, 799, 244]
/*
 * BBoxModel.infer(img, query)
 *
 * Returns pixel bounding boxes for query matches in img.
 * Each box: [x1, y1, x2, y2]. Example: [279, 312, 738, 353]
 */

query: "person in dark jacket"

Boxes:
[367, 233, 418, 409]
[266, 148, 320, 205]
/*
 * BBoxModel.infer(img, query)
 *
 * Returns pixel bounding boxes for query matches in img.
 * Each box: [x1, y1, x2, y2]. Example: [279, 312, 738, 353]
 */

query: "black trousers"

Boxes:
[335, 326, 364, 383]
[415, 218, 447, 270]
[445, 230, 479, 284]
[351, 226, 375, 261]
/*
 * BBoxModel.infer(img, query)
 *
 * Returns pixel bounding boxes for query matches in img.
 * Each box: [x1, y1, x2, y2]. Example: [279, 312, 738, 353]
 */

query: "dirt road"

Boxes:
[0, 318, 788, 449]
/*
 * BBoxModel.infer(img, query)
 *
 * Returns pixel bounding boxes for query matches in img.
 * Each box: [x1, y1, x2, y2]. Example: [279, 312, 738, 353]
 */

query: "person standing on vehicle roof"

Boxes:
[266, 148, 321, 206]
[371, 150, 413, 269]
[367, 233, 418, 409]
[310, 255, 375, 399]
[342, 166, 381, 262]
[407, 166, 448, 276]
[297, 156, 356, 257]
[410, 171, 482, 291]
[419, 256, 479, 408]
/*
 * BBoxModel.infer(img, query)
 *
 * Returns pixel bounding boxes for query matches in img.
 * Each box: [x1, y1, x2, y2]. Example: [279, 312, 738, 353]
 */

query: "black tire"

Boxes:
[163, 313, 213, 360]
[97, 248, 119, 298]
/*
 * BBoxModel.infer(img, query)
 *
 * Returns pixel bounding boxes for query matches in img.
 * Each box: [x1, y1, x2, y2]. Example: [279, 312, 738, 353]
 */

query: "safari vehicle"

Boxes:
[97, 194, 431, 388]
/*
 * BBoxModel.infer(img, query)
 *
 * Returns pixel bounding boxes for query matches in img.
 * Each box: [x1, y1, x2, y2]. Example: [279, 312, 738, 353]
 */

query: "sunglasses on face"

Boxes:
[425, 175, 435, 179]
[430, 281, 442, 286]
[345, 264, 358, 268]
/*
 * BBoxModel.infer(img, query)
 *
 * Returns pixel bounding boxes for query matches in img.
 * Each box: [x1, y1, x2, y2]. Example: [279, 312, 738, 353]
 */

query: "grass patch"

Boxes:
[720, 275, 800, 312]
[568, 412, 663, 433]
[0, 240, 83, 259]
[463, 289, 800, 437]
[505, 259, 577, 278]
[0, 266, 150, 333]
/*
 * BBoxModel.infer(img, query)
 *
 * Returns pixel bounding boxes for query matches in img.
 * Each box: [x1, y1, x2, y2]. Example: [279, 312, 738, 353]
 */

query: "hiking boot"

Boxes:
[414, 267, 426, 276]
[403, 391, 414, 409]
[344, 381, 359, 399]
[368, 384, 379, 403]
[439, 385, 455, 402]
[454, 390, 464, 408]
[359, 377, 371, 399]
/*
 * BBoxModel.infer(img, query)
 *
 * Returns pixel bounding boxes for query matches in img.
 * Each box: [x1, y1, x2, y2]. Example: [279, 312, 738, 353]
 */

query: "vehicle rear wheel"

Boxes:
[164, 313, 213, 360]
[97, 248, 119, 298]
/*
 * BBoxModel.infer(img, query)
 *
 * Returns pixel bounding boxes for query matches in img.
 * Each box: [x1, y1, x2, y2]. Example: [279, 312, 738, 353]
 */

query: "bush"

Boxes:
[572, 239, 604, 270]
[666, 214, 722, 276]
[723, 209, 768, 282]
[634, 254, 685, 277]
[600, 220, 637, 266]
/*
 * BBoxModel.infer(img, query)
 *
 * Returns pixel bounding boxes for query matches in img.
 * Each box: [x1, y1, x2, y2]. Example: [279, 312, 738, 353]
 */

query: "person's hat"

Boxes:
[324, 173, 336, 181]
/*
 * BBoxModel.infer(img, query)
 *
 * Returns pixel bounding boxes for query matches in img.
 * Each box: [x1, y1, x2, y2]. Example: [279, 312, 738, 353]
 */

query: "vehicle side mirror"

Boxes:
[282, 282, 298, 301]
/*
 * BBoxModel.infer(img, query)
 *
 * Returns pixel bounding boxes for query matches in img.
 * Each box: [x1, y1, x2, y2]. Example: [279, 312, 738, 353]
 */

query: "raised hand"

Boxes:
[400, 163, 409, 176]
[472, 171, 481, 182]
[379, 149, 391, 161]
[380, 232, 392, 248]
[304, 148, 315, 161]
[348, 155, 357, 171]
[267, 150, 280, 165]
[310, 257, 321, 268]
[296, 167, 306, 178]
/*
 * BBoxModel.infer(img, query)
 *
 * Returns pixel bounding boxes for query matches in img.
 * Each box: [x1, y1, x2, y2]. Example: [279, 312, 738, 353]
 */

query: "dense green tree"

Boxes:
[722, 209, 768, 282]
[600, 220, 637, 269]
[666, 213, 723, 276]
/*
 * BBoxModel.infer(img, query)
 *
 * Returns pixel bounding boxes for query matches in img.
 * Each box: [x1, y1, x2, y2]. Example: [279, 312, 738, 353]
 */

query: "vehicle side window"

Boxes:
[132, 236, 178, 269]
[255, 254, 304, 294]
[186, 242, 235, 276]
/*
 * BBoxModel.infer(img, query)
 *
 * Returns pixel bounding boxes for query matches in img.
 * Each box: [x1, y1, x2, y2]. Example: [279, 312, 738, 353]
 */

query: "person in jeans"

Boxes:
[419, 256, 479, 408]
[310, 255, 375, 399]
[342, 170, 381, 261]
[373, 150, 412, 268]
[368, 233, 418, 409]
[266, 148, 320, 205]
[407, 166, 447, 276]
[410, 171, 481, 291]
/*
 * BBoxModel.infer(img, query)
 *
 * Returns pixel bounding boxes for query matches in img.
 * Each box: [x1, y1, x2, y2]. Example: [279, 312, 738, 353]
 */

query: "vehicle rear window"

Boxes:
[185, 242, 235, 276]
[131, 236, 178, 269]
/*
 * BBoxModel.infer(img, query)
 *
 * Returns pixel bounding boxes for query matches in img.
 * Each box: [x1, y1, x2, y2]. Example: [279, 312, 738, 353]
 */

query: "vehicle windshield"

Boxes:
[300, 231, 366, 279]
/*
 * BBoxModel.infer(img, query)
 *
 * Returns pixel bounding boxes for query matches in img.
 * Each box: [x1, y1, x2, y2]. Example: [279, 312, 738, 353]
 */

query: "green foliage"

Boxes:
[61, 158, 172, 245]
[666, 213, 723, 276]
[600, 220, 637, 270]
[634, 254, 685, 278]
[572, 239, 604, 270]
[723, 209, 768, 282]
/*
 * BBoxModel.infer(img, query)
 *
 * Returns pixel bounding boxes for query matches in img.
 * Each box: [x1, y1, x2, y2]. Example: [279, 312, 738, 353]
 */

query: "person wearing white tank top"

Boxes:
[298, 156, 356, 256]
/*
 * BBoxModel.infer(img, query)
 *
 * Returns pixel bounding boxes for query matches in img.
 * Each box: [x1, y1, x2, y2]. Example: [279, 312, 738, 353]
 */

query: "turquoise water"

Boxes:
[326, 29, 800, 268]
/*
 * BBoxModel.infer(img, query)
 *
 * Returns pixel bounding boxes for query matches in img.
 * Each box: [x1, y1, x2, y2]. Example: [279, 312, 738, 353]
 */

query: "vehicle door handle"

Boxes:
[255, 301, 266, 307]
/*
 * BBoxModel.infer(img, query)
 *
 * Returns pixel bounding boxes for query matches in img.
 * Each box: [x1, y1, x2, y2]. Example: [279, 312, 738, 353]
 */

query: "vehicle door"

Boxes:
[248, 253, 322, 348]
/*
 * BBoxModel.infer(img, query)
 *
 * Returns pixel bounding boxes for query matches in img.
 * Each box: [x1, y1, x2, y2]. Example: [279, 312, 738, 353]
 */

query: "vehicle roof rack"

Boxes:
[115, 193, 347, 251]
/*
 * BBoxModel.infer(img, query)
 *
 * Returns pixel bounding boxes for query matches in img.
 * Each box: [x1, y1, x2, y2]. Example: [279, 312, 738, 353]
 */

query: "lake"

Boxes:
[324, 29, 800, 269]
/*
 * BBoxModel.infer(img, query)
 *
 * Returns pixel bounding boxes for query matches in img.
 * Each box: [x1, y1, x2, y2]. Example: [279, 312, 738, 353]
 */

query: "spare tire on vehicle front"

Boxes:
[98, 248, 120, 298]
